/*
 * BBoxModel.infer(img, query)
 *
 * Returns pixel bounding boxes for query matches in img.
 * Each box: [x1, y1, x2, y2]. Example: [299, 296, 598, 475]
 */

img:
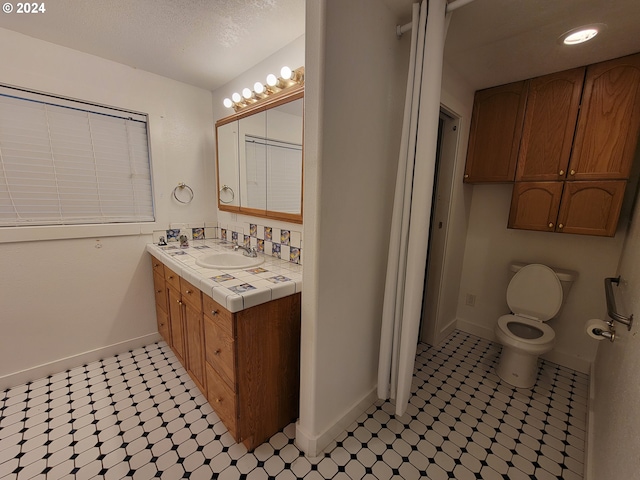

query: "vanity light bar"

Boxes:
[223, 66, 304, 112]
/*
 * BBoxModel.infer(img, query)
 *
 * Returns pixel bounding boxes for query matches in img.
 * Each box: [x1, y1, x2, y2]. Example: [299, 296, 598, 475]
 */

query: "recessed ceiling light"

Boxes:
[559, 24, 606, 45]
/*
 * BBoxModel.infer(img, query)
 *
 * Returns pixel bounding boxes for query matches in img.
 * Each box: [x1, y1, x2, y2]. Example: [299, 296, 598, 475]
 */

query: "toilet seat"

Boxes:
[506, 264, 563, 321]
[496, 314, 555, 354]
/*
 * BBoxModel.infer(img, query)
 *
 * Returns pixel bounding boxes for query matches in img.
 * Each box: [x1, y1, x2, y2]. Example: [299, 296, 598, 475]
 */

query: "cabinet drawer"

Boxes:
[153, 271, 167, 311]
[206, 363, 238, 439]
[151, 256, 165, 276]
[180, 278, 202, 311]
[203, 295, 234, 336]
[204, 315, 236, 389]
[164, 266, 181, 291]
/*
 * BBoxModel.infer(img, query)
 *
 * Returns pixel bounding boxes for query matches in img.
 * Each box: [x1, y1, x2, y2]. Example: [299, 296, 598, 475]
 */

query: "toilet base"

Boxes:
[496, 346, 540, 389]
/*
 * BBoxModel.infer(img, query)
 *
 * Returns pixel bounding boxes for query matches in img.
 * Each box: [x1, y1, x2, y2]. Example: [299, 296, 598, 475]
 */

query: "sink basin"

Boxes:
[196, 252, 264, 269]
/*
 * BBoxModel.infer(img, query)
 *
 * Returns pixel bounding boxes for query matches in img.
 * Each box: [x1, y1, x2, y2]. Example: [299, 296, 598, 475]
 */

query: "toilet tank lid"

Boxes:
[510, 262, 578, 282]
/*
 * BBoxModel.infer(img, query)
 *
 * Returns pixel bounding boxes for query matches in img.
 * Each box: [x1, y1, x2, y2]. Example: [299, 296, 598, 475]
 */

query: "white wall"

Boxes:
[0, 28, 215, 387]
[589, 181, 640, 478]
[455, 183, 626, 373]
[298, 0, 408, 455]
[212, 36, 305, 236]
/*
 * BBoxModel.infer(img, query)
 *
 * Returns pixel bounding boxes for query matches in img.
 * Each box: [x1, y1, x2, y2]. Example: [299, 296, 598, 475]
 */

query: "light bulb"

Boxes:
[231, 92, 241, 103]
[223, 98, 233, 108]
[254, 82, 265, 94]
[266, 74, 278, 87]
[242, 88, 253, 99]
[280, 66, 292, 80]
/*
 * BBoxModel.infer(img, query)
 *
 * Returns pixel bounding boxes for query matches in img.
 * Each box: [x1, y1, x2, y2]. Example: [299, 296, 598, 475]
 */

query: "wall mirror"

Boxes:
[216, 87, 303, 223]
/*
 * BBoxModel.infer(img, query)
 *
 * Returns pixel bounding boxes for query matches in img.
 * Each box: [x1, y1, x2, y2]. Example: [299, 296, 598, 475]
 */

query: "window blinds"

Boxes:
[0, 85, 154, 227]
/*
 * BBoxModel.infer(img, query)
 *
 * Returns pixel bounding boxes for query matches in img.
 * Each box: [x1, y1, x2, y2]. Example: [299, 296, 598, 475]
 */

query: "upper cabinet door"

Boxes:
[556, 181, 626, 236]
[516, 68, 585, 181]
[569, 53, 640, 180]
[464, 80, 529, 183]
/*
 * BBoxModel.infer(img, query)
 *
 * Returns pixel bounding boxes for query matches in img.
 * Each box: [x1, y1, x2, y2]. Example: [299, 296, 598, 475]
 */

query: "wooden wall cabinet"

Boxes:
[464, 80, 529, 183]
[568, 54, 640, 180]
[508, 180, 626, 236]
[515, 67, 585, 181]
[150, 256, 301, 451]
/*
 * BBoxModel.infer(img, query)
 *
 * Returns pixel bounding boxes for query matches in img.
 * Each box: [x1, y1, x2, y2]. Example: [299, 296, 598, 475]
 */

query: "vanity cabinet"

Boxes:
[463, 80, 528, 183]
[149, 255, 301, 451]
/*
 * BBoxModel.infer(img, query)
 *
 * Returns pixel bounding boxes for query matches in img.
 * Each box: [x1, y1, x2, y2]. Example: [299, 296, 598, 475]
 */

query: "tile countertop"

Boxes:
[146, 239, 302, 313]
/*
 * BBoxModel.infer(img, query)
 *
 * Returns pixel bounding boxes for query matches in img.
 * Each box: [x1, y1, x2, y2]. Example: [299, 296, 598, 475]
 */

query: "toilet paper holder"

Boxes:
[604, 276, 634, 331]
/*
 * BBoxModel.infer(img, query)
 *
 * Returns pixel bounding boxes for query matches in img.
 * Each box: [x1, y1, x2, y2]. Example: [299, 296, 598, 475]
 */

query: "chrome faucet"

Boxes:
[234, 244, 258, 257]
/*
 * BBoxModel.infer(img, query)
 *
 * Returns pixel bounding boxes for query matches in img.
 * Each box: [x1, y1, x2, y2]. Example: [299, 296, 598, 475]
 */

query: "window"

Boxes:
[0, 85, 154, 227]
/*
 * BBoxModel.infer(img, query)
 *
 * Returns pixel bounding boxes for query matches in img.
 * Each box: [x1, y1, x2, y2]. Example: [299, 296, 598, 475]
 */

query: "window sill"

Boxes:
[0, 223, 156, 244]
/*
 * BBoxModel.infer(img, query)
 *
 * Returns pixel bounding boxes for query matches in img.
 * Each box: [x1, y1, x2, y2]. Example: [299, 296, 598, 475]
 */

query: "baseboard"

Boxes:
[541, 349, 591, 375]
[455, 318, 496, 342]
[295, 386, 378, 457]
[585, 361, 596, 480]
[434, 318, 458, 346]
[0, 332, 162, 391]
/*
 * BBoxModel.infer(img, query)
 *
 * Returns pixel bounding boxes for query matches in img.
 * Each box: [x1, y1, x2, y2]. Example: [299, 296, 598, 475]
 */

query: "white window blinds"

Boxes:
[0, 85, 154, 227]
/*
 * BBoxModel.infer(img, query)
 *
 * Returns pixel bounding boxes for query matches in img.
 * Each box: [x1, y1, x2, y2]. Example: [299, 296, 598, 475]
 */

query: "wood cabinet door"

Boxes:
[569, 53, 640, 180]
[557, 181, 626, 236]
[464, 80, 529, 183]
[167, 286, 186, 363]
[153, 270, 167, 312]
[155, 306, 170, 344]
[516, 68, 585, 181]
[185, 303, 206, 393]
[508, 182, 563, 232]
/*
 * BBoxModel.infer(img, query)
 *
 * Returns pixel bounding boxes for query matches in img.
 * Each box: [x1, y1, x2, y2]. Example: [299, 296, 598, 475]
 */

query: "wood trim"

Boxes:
[215, 89, 304, 224]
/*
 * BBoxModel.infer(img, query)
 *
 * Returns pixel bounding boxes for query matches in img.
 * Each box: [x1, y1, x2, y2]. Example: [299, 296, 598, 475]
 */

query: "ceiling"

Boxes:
[0, 0, 639, 92]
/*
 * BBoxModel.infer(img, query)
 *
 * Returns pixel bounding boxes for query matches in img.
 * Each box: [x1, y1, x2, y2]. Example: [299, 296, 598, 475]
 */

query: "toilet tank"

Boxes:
[510, 262, 578, 318]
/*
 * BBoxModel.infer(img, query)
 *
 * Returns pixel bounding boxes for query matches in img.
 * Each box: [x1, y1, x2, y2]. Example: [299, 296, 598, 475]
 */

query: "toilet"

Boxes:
[495, 263, 577, 388]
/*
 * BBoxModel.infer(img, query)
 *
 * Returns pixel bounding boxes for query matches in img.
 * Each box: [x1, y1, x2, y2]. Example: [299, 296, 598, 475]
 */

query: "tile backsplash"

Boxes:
[152, 222, 303, 265]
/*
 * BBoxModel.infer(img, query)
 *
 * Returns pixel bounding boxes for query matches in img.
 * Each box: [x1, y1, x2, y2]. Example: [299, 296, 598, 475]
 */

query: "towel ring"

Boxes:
[219, 184, 235, 204]
[172, 182, 194, 204]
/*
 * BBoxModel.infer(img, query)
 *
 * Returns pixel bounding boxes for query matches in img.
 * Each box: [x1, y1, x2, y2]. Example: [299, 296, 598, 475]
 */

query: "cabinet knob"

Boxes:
[156, 289, 162, 293]
[154, 263, 159, 267]
[570, 170, 576, 176]
[186, 290, 192, 294]
[212, 310, 219, 316]
[214, 349, 221, 355]
[177, 299, 183, 305]
[548, 223, 554, 228]
[558, 223, 564, 229]
[215, 398, 222, 403]
[464, 174, 469, 179]
[168, 275, 174, 279]
[559, 170, 564, 176]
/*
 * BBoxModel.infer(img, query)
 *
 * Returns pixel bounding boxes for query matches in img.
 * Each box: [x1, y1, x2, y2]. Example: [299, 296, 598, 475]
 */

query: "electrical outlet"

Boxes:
[465, 293, 476, 307]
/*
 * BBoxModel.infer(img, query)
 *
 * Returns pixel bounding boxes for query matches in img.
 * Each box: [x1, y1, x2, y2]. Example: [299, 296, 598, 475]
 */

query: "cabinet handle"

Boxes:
[559, 170, 564, 176]
[214, 349, 221, 355]
[558, 223, 564, 229]
[212, 310, 219, 316]
[548, 223, 554, 228]
[570, 170, 576, 176]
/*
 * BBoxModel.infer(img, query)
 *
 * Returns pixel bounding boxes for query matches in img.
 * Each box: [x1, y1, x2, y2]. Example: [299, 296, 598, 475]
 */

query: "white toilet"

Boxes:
[495, 263, 577, 389]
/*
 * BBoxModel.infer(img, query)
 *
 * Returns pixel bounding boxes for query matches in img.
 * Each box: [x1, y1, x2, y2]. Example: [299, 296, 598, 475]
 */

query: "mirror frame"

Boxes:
[215, 85, 304, 224]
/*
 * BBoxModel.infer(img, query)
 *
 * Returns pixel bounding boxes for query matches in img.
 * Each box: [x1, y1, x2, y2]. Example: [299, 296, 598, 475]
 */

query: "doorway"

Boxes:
[419, 108, 460, 346]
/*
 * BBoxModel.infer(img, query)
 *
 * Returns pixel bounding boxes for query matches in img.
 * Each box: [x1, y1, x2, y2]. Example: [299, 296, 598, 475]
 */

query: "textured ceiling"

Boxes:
[0, 0, 639, 93]
[0, 0, 305, 92]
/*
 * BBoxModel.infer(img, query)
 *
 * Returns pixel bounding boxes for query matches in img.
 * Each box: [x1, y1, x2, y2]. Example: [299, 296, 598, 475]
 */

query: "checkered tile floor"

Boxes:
[0, 331, 587, 479]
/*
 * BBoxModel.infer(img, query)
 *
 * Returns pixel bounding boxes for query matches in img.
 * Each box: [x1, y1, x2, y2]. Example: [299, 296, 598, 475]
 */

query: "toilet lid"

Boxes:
[506, 264, 562, 321]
